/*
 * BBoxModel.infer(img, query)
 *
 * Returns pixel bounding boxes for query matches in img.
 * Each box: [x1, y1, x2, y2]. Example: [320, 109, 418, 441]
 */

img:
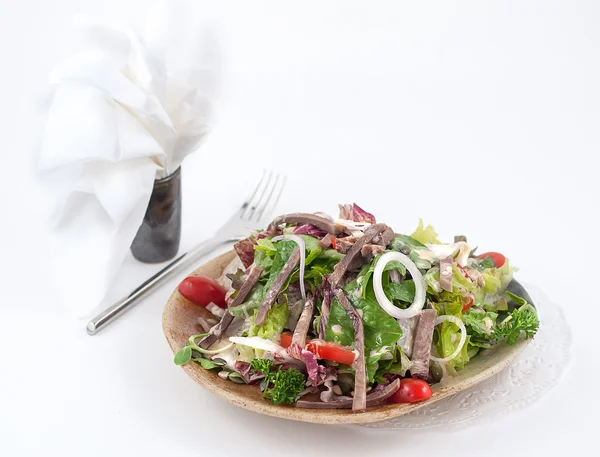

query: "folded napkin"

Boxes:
[39, 1, 217, 315]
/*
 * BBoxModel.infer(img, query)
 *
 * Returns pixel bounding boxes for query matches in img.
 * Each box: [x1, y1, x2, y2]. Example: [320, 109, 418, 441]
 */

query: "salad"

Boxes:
[174, 204, 539, 412]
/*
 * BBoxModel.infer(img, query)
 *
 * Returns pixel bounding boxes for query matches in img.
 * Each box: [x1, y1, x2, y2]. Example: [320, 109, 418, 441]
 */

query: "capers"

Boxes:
[228, 372, 246, 384]
[211, 358, 228, 366]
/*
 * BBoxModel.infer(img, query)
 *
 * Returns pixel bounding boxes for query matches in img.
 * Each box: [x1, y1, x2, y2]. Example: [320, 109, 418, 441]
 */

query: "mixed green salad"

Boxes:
[174, 204, 539, 412]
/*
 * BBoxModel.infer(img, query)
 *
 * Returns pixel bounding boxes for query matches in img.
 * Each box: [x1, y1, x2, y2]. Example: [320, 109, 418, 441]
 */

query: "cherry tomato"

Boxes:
[306, 340, 356, 366]
[178, 276, 227, 308]
[389, 378, 433, 404]
[476, 252, 506, 268]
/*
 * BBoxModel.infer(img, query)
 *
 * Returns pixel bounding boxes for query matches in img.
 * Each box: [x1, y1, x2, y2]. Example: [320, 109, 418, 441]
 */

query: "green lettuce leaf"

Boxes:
[254, 238, 276, 273]
[228, 283, 265, 318]
[463, 307, 498, 349]
[390, 234, 427, 250]
[383, 280, 415, 304]
[463, 308, 498, 339]
[248, 300, 289, 340]
[325, 280, 402, 382]
[473, 260, 515, 312]
[374, 346, 411, 383]
[435, 321, 471, 370]
[358, 253, 406, 299]
[411, 219, 441, 244]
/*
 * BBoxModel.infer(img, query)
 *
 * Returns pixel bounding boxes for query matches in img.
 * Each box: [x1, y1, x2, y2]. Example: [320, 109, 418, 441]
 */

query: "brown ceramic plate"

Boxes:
[163, 250, 531, 425]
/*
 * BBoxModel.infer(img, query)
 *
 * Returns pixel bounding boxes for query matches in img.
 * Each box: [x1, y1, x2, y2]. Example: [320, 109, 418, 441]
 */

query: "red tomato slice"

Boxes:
[462, 297, 474, 313]
[279, 333, 356, 365]
[306, 340, 356, 366]
[389, 378, 432, 403]
[178, 276, 227, 308]
[476, 252, 506, 268]
[279, 332, 293, 348]
[330, 235, 337, 250]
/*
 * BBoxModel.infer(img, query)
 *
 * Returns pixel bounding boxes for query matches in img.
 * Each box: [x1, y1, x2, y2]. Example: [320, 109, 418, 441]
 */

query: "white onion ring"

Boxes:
[373, 252, 426, 319]
[430, 315, 467, 363]
[272, 234, 306, 300]
[228, 336, 285, 353]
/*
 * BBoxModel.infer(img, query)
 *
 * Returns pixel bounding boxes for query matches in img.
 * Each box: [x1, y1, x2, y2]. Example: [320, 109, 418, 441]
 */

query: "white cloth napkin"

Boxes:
[38, 1, 217, 315]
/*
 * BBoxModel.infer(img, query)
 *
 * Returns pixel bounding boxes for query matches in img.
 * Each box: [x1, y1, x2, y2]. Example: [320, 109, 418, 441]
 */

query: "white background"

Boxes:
[1, 0, 598, 455]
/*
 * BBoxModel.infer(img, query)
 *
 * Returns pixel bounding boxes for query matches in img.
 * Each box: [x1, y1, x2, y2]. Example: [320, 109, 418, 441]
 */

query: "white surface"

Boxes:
[0, 1, 597, 456]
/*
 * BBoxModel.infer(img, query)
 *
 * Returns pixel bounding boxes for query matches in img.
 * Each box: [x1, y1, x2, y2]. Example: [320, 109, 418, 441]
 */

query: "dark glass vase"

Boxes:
[130, 167, 182, 263]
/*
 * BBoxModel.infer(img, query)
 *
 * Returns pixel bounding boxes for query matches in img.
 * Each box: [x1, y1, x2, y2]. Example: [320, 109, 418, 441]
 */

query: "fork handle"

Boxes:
[86, 237, 231, 335]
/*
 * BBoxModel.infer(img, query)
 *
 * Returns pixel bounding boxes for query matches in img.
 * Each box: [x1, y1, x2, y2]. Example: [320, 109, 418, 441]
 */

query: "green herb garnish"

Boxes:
[493, 305, 539, 345]
[250, 359, 306, 405]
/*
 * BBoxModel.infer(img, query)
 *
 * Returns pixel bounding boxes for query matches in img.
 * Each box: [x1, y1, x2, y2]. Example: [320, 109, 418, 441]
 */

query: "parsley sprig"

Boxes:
[250, 359, 306, 405]
[493, 303, 539, 345]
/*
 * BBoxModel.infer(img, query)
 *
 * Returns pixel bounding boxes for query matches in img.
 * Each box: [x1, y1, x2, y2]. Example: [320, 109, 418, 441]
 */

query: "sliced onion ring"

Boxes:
[430, 315, 467, 363]
[373, 252, 426, 319]
[229, 336, 285, 353]
[272, 234, 306, 300]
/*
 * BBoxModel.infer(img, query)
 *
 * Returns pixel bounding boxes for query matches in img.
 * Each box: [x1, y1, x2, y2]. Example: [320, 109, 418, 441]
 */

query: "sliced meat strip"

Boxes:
[440, 256, 453, 292]
[296, 379, 401, 410]
[465, 267, 485, 287]
[271, 213, 344, 235]
[234, 238, 256, 269]
[335, 289, 367, 412]
[318, 234, 332, 249]
[389, 269, 402, 284]
[230, 266, 264, 308]
[360, 244, 385, 260]
[410, 309, 438, 380]
[318, 289, 332, 339]
[334, 237, 354, 254]
[200, 266, 263, 349]
[329, 223, 387, 288]
[291, 298, 314, 347]
[254, 247, 301, 326]
[373, 227, 395, 248]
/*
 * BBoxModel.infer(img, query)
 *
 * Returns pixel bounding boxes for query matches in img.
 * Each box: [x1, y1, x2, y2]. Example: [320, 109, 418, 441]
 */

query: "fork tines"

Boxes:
[240, 170, 286, 225]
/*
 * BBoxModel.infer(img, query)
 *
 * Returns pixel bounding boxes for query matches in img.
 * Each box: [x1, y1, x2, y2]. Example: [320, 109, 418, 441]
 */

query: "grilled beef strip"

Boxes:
[335, 289, 367, 412]
[318, 234, 332, 249]
[295, 379, 401, 409]
[271, 213, 344, 235]
[328, 223, 387, 288]
[200, 265, 263, 348]
[234, 238, 256, 269]
[254, 247, 301, 326]
[440, 256, 453, 292]
[410, 309, 438, 380]
[291, 298, 314, 347]
[373, 227, 395, 247]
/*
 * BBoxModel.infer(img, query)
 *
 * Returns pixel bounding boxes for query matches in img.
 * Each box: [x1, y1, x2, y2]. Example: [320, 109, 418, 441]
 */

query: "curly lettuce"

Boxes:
[411, 219, 441, 245]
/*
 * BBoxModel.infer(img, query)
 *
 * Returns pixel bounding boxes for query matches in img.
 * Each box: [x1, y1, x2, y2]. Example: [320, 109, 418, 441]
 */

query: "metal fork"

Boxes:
[86, 170, 286, 335]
